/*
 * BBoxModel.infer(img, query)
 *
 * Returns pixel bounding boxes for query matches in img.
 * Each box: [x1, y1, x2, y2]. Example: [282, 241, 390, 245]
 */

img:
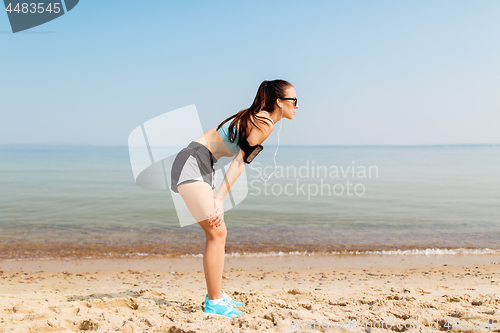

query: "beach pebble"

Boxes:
[79, 319, 99, 331]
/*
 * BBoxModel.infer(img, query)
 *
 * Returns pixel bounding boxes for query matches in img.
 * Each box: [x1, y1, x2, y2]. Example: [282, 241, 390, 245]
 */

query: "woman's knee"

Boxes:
[200, 220, 227, 241]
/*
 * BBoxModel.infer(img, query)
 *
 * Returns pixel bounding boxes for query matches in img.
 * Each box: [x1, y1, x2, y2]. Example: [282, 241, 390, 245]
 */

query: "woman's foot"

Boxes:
[203, 298, 243, 318]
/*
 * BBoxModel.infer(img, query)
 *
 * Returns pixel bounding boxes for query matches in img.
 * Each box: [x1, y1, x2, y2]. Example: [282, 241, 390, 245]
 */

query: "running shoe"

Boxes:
[203, 298, 243, 318]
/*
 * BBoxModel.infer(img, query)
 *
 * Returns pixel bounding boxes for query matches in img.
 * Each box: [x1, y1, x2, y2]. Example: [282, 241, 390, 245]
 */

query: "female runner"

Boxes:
[170, 79, 298, 317]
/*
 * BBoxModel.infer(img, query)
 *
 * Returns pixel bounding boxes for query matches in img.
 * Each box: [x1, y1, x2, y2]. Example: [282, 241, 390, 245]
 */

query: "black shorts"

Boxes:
[170, 141, 217, 193]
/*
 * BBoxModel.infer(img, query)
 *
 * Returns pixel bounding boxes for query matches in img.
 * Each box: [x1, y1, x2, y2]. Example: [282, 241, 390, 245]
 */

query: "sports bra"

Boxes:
[217, 110, 272, 156]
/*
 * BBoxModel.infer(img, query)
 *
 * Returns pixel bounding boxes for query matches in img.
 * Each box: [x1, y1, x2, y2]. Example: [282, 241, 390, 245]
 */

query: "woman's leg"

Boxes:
[200, 218, 226, 300]
[177, 181, 226, 300]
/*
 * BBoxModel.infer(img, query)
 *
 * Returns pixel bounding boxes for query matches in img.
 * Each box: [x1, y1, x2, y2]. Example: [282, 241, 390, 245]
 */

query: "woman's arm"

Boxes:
[208, 151, 245, 227]
[208, 121, 274, 227]
[217, 121, 275, 200]
[215, 149, 246, 201]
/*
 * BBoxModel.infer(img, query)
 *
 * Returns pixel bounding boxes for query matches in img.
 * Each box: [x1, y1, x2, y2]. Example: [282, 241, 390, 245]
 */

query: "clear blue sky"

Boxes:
[1, 0, 499, 146]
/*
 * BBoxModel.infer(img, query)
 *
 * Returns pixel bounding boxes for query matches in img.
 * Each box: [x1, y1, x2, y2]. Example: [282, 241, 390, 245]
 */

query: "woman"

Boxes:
[170, 79, 298, 318]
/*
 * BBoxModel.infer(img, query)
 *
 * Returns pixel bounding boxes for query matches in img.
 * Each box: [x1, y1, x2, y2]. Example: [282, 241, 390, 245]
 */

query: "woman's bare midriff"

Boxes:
[193, 127, 233, 160]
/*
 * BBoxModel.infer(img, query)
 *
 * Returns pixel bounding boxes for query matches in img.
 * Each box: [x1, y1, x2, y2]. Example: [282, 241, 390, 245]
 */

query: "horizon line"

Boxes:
[1, 143, 499, 148]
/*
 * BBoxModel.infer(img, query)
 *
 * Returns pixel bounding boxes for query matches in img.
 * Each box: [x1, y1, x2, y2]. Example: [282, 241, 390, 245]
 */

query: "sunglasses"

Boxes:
[280, 97, 298, 107]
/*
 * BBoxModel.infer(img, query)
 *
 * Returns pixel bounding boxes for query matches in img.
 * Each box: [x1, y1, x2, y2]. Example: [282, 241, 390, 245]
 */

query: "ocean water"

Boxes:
[0, 144, 499, 260]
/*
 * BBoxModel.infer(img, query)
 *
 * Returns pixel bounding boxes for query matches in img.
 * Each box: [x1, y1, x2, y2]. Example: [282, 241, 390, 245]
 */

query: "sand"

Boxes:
[0, 254, 499, 333]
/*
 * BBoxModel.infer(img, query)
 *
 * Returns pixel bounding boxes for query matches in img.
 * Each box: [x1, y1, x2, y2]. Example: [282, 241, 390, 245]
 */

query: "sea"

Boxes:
[0, 144, 499, 260]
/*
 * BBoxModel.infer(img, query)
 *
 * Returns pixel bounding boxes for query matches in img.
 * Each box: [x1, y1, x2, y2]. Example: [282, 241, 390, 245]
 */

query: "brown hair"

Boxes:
[216, 79, 293, 145]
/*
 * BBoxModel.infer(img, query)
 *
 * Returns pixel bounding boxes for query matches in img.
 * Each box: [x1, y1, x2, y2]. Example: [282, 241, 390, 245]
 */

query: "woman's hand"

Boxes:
[207, 198, 224, 227]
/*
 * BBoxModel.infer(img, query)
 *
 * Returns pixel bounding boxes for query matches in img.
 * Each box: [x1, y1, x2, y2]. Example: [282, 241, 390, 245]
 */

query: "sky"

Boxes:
[1, 0, 499, 146]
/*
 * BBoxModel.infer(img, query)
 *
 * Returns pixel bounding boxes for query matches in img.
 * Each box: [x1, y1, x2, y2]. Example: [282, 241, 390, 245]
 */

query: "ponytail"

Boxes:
[255, 80, 268, 112]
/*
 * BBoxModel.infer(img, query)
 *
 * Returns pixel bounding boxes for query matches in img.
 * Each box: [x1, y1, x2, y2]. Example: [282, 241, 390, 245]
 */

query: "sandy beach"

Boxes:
[1, 254, 499, 333]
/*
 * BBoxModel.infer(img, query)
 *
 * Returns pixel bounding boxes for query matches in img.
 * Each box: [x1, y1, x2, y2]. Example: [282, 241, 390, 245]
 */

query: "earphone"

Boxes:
[247, 104, 284, 182]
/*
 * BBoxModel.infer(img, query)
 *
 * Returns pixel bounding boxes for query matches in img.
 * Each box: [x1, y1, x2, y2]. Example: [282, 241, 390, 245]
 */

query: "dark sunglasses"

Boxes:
[279, 97, 298, 107]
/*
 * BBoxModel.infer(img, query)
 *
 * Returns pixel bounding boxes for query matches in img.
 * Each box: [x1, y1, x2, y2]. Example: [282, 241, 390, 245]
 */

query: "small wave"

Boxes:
[177, 247, 500, 258]
[2, 248, 499, 261]
[333, 248, 500, 255]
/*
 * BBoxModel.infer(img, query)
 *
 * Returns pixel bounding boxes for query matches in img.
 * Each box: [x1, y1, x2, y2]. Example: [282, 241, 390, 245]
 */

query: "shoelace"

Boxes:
[222, 290, 238, 306]
[222, 298, 234, 309]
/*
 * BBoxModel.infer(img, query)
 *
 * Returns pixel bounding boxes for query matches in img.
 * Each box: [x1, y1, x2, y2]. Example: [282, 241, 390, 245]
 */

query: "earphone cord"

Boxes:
[247, 106, 284, 182]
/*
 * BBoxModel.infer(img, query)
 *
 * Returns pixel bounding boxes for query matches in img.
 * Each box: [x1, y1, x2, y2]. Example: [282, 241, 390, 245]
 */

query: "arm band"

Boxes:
[239, 139, 264, 164]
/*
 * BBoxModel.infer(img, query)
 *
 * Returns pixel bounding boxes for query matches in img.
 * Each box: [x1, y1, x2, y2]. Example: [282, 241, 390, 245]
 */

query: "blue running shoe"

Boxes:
[204, 298, 243, 318]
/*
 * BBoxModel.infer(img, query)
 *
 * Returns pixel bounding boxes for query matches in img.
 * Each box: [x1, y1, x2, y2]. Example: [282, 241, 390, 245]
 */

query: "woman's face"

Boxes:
[278, 86, 298, 120]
